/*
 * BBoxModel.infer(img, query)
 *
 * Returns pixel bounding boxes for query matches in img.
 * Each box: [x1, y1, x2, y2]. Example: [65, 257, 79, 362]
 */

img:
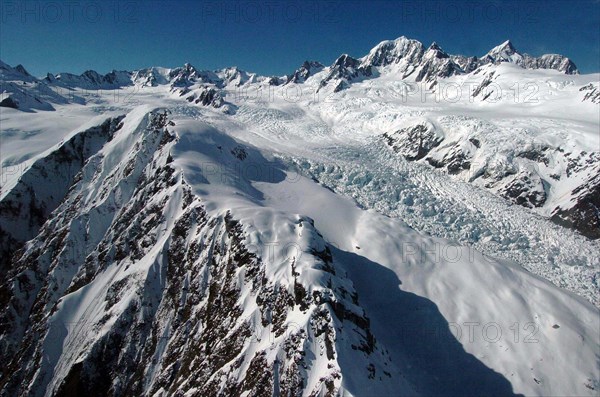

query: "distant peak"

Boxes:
[15, 64, 32, 76]
[488, 40, 518, 55]
[392, 35, 410, 43]
[362, 37, 425, 67]
[424, 42, 450, 60]
[301, 60, 324, 69]
[427, 42, 443, 52]
[334, 54, 357, 67]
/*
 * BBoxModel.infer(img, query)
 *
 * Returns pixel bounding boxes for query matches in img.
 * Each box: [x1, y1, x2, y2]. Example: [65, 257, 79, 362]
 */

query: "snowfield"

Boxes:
[0, 37, 599, 397]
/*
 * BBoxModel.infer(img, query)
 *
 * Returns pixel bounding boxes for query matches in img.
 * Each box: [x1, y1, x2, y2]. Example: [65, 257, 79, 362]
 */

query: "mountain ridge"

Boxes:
[0, 36, 579, 93]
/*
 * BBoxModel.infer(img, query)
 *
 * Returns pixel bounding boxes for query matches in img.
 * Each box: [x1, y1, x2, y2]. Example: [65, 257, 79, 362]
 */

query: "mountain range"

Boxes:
[0, 37, 598, 397]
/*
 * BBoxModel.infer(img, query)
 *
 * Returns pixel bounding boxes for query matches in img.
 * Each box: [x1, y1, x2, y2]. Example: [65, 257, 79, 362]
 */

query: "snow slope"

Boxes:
[0, 36, 599, 397]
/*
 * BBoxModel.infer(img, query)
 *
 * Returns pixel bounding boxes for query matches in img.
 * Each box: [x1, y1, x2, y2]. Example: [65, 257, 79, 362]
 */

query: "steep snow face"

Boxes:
[361, 36, 425, 67]
[481, 40, 523, 65]
[0, 116, 125, 279]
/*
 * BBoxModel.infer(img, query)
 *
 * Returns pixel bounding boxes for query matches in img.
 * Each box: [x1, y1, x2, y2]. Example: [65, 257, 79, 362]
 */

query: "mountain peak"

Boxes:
[428, 42, 441, 50]
[425, 42, 449, 59]
[482, 39, 522, 65]
[14, 64, 32, 77]
[334, 54, 358, 67]
[486, 40, 518, 57]
[500, 40, 515, 50]
[362, 36, 424, 67]
[287, 61, 324, 84]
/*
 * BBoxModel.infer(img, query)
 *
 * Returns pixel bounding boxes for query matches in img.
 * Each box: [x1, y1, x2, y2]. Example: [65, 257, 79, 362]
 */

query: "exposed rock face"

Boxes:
[523, 54, 578, 75]
[0, 60, 38, 82]
[383, 123, 443, 161]
[551, 163, 600, 239]
[185, 86, 223, 107]
[414, 43, 463, 84]
[472, 71, 496, 99]
[287, 61, 324, 84]
[319, 55, 373, 92]
[168, 63, 203, 87]
[316, 37, 578, 93]
[382, 118, 599, 239]
[496, 169, 547, 208]
[581, 83, 600, 104]
[0, 96, 18, 109]
[46, 70, 132, 89]
[1, 36, 580, 109]
[450, 55, 480, 73]
[0, 116, 125, 280]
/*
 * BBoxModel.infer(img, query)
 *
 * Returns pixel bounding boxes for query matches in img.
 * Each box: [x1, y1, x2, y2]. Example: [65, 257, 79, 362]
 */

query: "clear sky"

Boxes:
[1, 0, 599, 77]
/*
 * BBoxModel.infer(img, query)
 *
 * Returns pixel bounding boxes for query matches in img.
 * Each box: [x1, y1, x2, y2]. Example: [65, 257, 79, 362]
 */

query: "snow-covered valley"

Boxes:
[0, 37, 598, 396]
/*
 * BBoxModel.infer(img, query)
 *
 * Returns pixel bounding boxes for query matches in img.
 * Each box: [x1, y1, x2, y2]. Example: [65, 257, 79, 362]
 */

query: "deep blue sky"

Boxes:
[1, 0, 599, 77]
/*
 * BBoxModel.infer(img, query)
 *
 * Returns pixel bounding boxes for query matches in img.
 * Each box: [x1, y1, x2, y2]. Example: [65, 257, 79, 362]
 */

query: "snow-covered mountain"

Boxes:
[0, 37, 598, 397]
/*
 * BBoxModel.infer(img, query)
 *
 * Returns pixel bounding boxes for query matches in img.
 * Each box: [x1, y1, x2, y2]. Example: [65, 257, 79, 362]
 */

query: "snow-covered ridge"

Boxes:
[0, 37, 582, 113]
[0, 36, 579, 104]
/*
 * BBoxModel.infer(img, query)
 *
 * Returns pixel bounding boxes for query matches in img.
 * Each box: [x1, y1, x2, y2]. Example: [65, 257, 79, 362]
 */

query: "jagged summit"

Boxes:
[489, 39, 517, 54]
[357, 37, 577, 75]
[424, 42, 450, 59]
[481, 39, 521, 64]
[361, 36, 425, 67]
[13, 64, 32, 77]
[286, 60, 324, 84]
